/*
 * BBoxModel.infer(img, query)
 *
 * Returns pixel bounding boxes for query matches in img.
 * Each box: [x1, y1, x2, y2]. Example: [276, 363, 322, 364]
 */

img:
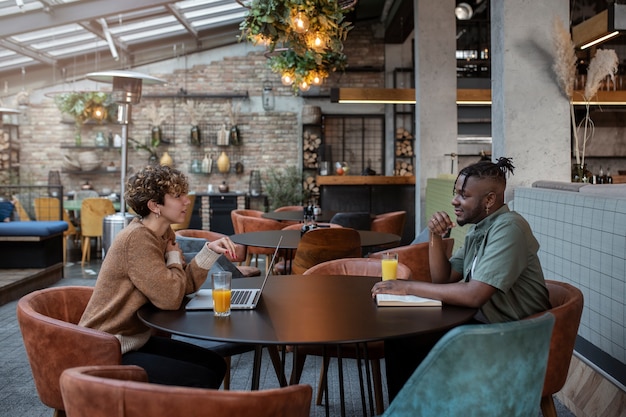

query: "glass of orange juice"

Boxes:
[212, 271, 232, 317]
[381, 252, 398, 281]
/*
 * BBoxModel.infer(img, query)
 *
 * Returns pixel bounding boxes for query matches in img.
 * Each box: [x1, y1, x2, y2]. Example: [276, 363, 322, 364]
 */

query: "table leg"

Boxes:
[251, 345, 263, 390]
[337, 345, 346, 417]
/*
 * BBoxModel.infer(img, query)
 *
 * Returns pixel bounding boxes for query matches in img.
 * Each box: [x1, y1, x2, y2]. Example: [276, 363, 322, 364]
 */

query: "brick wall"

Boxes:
[13, 22, 385, 198]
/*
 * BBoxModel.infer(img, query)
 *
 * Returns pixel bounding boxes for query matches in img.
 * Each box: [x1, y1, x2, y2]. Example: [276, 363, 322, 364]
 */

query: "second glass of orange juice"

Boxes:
[381, 252, 398, 281]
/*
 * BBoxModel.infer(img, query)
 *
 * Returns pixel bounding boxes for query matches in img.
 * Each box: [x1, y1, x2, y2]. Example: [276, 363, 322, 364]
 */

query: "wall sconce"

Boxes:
[262, 80, 275, 111]
[572, 3, 626, 49]
[86, 70, 165, 217]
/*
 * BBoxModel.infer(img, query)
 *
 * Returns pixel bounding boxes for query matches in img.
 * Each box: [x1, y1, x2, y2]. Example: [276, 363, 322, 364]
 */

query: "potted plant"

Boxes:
[263, 166, 307, 211]
[54, 92, 117, 146]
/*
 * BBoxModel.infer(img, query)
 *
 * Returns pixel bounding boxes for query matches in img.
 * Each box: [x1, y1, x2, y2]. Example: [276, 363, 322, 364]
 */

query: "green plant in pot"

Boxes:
[54, 91, 117, 146]
[263, 166, 307, 211]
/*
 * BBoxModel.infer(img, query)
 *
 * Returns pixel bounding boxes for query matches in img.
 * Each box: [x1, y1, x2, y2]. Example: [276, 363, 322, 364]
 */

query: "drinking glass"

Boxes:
[381, 252, 398, 281]
[212, 271, 232, 317]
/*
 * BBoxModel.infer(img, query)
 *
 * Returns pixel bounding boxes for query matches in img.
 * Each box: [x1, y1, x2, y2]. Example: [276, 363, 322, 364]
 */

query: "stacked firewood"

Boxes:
[303, 129, 322, 168]
[303, 174, 319, 195]
[395, 128, 414, 157]
[0, 132, 13, 170]
[394, 160, 414, 176]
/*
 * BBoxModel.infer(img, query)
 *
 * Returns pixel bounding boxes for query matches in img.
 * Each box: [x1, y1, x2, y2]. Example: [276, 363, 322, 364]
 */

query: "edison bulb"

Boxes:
[281, 73, 294, 86]
[292, 12, 309, 33]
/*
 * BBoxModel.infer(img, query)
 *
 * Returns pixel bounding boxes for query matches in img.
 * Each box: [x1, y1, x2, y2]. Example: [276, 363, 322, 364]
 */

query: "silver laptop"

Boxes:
[186, 236, 282, 311]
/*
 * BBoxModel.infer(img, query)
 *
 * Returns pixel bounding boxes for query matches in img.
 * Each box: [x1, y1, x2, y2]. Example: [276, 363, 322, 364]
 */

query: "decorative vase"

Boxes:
[571, 163, 590, 183]
[148, 155, 158, 165]
[229, 125, 240, 146]
[151, 126, 162, 144]
[249, 170, 262, 196]
[160, 151, 173, 167]
[217, 151, 230, 173]
[190, 125, 201, 146]
[218, 181, 229, 193]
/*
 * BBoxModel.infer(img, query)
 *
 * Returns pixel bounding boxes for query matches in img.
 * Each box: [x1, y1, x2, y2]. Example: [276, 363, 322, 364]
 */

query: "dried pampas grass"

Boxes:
[584, 49, 619, 101]
[141, 102, 166, 126]
[552, 17, 577, 100]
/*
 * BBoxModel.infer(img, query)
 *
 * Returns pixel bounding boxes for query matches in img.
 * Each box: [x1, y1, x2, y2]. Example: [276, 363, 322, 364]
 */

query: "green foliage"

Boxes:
[263, 166, 307, 211]
[53, 92, 117, 126]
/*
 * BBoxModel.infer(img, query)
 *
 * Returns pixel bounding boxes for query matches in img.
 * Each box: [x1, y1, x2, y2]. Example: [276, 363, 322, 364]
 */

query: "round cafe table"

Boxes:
[138, 274, 476, 414]
[230, 229, 400, 251]
[262, 209, 335, 223]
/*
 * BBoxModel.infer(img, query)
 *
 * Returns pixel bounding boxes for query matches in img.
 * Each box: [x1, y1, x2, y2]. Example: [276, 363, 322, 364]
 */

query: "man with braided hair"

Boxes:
[372, 157, 551, 399]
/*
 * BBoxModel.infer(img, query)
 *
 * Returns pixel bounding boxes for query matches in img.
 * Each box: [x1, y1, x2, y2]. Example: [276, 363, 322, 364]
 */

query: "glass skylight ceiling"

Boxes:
[0, 0, 247, 81]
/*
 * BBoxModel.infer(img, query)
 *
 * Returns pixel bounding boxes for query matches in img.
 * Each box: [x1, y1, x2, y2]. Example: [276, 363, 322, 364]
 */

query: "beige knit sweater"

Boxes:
[79, 218, 219, 354]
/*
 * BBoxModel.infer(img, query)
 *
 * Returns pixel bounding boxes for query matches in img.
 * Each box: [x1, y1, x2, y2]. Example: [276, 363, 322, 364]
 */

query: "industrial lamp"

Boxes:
[86, 70, 166, 217]
[572, 3, 626, 49]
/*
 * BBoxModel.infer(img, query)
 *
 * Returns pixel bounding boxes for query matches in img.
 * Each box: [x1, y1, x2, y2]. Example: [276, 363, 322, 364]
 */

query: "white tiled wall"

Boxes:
[514, 187, 626, 365]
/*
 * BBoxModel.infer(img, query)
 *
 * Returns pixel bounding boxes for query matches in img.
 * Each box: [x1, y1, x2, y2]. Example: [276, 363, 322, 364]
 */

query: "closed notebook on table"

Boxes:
[376, 294, 442, 307]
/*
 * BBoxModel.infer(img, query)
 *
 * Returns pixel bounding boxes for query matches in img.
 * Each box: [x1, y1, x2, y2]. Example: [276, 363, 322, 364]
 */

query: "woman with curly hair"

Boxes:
[80, 164, 236, 388]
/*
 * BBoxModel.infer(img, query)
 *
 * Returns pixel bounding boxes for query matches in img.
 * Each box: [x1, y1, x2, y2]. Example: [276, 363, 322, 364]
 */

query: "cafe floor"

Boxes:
[1, 242, 577, 416]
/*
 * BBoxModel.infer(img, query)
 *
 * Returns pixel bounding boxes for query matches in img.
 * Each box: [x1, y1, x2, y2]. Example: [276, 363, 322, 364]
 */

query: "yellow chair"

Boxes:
[171, 194, 196, 232]
[34, 197, 79, 264]
[80, 198, 115, 266]
[11, 196, 31, 221]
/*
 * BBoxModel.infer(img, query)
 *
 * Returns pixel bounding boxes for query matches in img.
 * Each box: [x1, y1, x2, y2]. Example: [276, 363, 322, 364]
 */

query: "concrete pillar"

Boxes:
[491, 0, 571, 202]
[414, 0, 457, 231]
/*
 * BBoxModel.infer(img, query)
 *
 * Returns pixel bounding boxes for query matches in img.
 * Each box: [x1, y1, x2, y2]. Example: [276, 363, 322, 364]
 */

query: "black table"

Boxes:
[262, 209, 335, 223]
[138, 275, 476, 414]
[230, 229, 400, 252]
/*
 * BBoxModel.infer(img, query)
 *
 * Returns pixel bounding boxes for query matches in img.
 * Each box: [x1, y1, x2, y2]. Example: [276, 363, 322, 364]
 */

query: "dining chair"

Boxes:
[174, 229, 261, 277]
[273, 205, 303, 225]
[369, 238, 454, 282]
[382, 313, 555, 417]
[234, 210, 284, 271]
[292, 258, 413, 415]
[80, 198, 115, 266]
[16, 286, 122, 417]
[171, 194, 196, 231]
[60, 365, 312, 417]
[34, 197, 79, 264]
[12, 196, 31, 221]
[329, 212, 372, 230]
[527, 280, 584, 417]
[291, 227, 362, 275]
[370, 210, 406, 248]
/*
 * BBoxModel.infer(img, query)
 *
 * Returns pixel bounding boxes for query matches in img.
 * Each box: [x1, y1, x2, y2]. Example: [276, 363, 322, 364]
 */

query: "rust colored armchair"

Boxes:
[369, 238, 454, 282]
[291, 258, 411, 415]
[60, 365, 312, 417]
[174, 229, 261, 277]
[528, 280, 584, 417]
[370, 211, 406, 243]
[16, 286, 122, 416]
[291, 227, 362, 274]
[232, 209, 283, 269]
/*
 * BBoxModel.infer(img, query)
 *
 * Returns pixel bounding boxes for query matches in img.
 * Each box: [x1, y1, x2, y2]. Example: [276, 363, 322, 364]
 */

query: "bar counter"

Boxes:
[316, 175, 416, 245]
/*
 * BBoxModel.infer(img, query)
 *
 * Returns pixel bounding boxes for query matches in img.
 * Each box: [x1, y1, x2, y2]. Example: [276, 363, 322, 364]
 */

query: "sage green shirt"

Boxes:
[449, 205, 550, 323]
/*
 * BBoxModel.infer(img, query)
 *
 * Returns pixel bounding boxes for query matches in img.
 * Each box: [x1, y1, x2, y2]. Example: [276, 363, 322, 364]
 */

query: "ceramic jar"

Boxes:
[160, 151, 173, 167]
[217, 151, 230, 173]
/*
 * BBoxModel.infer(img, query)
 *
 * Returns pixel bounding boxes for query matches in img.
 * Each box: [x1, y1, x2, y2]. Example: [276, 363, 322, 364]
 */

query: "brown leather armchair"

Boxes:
[528, 280, 584, 417]
[60, 365, 312, 417]
[369, 238, 454, 282]
[370, 210, 406, 240]
[291, 227, 362, 274]
[232, 210, 283, 269]
[16, 286, 122, 416]
[174, 229, 261, 277]
[292, 258, 412, 415]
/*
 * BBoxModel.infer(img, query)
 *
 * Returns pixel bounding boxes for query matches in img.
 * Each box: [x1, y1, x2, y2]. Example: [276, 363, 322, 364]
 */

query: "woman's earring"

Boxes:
[156, 211, 161, 218]
[485, 207, 489, 214]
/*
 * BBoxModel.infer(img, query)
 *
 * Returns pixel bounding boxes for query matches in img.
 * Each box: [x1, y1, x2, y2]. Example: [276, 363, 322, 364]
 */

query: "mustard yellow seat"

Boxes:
[34, 197, 79, 264]
[80, 198, 115, 266]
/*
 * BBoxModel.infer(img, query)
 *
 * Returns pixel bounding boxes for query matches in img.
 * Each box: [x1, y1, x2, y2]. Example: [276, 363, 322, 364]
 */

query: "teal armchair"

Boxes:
[383, 313, 555, 417]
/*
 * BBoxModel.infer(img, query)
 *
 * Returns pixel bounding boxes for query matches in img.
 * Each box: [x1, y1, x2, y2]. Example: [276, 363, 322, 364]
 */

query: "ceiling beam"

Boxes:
[166, 4, 199, 39]
[0, 39, 57, 66]
[0, 0, 178, 38]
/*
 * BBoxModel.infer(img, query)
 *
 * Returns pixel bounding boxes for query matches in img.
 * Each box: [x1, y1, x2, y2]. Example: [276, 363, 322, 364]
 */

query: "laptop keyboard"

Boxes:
[232, 289, 253, 305]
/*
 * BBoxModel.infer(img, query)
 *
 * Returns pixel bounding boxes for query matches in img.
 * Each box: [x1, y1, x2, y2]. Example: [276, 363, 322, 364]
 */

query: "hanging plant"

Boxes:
[238, 0, 354, 93]
[54, 92, 117, 145]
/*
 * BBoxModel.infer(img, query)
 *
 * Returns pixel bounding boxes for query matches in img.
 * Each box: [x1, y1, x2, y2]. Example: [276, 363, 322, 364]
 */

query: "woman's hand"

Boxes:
[207, 237, 238, 260]
[428, 211, 455, 237]
[371, 280, 411, 298]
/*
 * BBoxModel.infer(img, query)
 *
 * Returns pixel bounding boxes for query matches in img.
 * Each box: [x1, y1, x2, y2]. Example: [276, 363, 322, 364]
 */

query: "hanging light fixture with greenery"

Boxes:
[238, 0, 355, 93]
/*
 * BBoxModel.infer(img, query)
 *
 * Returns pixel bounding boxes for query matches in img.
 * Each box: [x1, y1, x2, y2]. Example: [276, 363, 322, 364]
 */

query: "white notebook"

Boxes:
[376, 293, 442, 307]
